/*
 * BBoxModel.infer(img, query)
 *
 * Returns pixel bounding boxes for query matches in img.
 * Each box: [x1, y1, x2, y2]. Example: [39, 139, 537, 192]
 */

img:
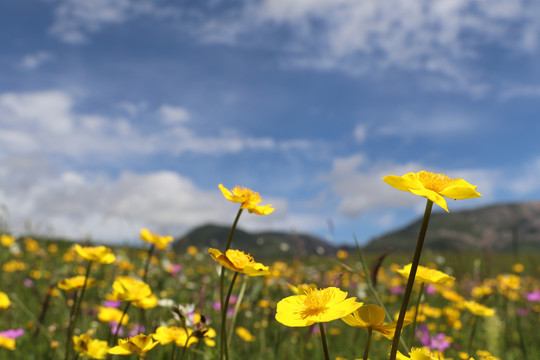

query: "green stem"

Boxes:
[388, 199, 433, 360]
[142, 244, 155, 283]
[178, 332, 195, 360]
[408, 282, 425, 348]
[318, 323, 330, 360]
[354, 237, 408, 351]
[363, 328, 373, 360]
[111, 302, 131, 347]
[467, 316, 478, 355]
[221, 272, 239, 360]
[171, 343, 177, 360]
[65, 260, 93, 360]
[227, 276, 247, 346]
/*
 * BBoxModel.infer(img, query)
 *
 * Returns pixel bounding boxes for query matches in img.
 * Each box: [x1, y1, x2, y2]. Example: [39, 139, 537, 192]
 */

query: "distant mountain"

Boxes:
[173, 223, 339, 258]
[364, 201, 540, 253]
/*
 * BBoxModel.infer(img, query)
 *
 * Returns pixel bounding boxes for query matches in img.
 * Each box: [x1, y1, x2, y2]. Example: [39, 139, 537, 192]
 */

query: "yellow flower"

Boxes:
[382, 171, 482, 212]
[74, 244, 116, 264]
[153, 326, 198, 347]
[73, 333, 110, 359]
[24, 237, 40, 252]
[57, 276, 95, 292]
[97, 307, 130, 325]
[275, 287, 363, 327]
[139, 228, 174, 250]
[0, 335, 15, 350]
[219, 184, 274, 215]
[396, 347, 438, 360]
[108, 334, 159, 357]
[342, 304, 410, 339]
[0, 234, 14, 247]
[463, 301, 495, 317]
[2, 260, 27, 272]
[235, 327, 255, 342]
[106, 276, 152, 303]
[512, 263, 524, 273]
[0, 292, 11, 310]
[208, 248, 270, 276]
[132, 294, 158, 309]
[395, 264, 455, 285]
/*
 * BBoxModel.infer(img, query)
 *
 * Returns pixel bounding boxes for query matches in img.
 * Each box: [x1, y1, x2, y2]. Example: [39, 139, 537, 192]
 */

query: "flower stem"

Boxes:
[354, 238, 408, 351]
[221, 272, 239, 360]
[142, 243, 155, 283]
[363, 328, 373, 360]
[388, 199, 433, 360]
[65, 260, 93, 360]
[111, 301, 131, 347]
[408, 282, 425, 348]
[318, 323, 330, 360]
[219, 209, 244, 314]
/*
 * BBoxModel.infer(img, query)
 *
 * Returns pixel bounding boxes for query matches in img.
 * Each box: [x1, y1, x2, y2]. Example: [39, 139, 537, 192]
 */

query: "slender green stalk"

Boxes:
[467, 316, 478, 355]
[408, 282, 425, 348]
[110, 301, 131, 347]
[142, 243, 155, 282]
[363, 328, 373, 360]
[318, 323, 330, 360]
[516, 313, 529, 360]
[221, 272, 239, 360]
[354, 237, 408, 351]
[171, 343, 177, 360]
[389, 199, 433, 360]
[220, 209, 244, 299]
[65, 260, 93, 360]
[227, 276, 247, 346]
[178, 332, 195, 360]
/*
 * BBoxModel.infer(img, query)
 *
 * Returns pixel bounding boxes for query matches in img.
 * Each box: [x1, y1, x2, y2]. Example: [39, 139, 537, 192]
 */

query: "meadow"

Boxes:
[0, 177, 539, 360]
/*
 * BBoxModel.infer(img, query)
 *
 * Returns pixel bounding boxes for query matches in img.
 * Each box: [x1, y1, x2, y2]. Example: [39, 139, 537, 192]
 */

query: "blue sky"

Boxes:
[1, 0, 540, 245]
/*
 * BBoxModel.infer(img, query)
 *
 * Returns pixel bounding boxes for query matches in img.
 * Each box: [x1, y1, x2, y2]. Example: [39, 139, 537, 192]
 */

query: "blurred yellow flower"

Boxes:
[209, 248, 270, 276]
[132, 294, 158, 309]
[153, 326, 198, 347]
[396, 264, 455, 285]
[219, 184, 274, 215]
[139, 228, 174, 250]
[97, 307, 130, 325]
[396, 347, 438, 360]
[0, 335, 15, 350]
[24, 237, 40, 252]
[74, 244, 115, 264]
[342, 304, 410, 339]
[73, 333, 109, 359]
[512, 263, 524, 273]
[106, 276, 152, 303]
[2, 260, 27, 272]
[275, 287, 363, 327]
[0, 292, 10, 309]
[187, 245, 198, 256]
[463, 301, 495, 317]
[108, 334, 159, 357]
[57, 276, 95, 292]
[383, 171, 481, 212]
[235, 327, 255, 342]
[336, 250, 348, 260]
[0, 234, 14, 247]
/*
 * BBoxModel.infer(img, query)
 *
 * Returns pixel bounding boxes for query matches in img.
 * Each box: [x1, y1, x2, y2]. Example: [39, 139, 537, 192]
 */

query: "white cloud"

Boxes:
[500, 85, 540, 100]
[0, 165, 318, 243]
[373, 111, 478, 138]
[326, 154, 496, 216]
[159, 105, 190, 124]
[49, 0, 179, 44]
[0, 89, 313, 159]
[354, 124, 366, 143]
[20, 51, 53, 69]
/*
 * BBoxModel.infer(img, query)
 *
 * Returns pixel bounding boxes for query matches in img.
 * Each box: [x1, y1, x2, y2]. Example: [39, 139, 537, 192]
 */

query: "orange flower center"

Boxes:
[226, 250, 254, 268]
[299, 289, 330, 318]
[418, 171, 451, 192]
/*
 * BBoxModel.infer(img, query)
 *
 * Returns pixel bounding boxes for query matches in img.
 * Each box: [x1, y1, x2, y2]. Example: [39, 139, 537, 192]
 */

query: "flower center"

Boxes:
[299, 289, 330, 318]
[418, 171, 451, 192]
[226, 250, 254, 268]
